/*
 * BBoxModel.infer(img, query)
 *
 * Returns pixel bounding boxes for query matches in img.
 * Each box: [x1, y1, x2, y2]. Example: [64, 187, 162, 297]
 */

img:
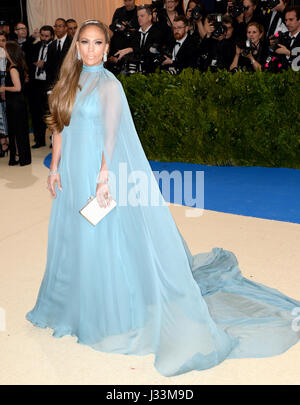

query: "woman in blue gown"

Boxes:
[26, 20, 300, 377]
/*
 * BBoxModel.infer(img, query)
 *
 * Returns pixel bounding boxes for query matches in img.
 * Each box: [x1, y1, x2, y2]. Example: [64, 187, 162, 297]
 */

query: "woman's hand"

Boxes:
[96, 183, 112, 208]
[47, 173, 62, 198]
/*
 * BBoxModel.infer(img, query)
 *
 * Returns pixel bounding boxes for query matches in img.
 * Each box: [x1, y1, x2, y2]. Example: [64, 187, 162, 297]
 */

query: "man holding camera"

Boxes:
[108, 0, 139, 71]
[273, 6, 300, 68]
[161, 15, 198, 72]
[263, 0, 289, 39]
[109, 4, 165, 74]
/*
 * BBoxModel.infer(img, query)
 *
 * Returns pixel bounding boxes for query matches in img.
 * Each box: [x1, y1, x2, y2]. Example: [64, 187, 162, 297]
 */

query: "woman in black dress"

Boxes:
[230, 22, 268, 72]
[0, 31, 9, 157]
[0, 41, 31, 166]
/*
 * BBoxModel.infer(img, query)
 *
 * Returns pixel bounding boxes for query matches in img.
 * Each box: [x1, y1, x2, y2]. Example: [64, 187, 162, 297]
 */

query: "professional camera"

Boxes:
[260, 0, 280, 11]
[120, 52, 144, 75]
[228, 0, 246, 18]
[190, 4, 205, 22]
[149, 44, 168, 67]
[269, 31, 290, 52]
[109, 19, 136, 39]
[239, 39, 257, 56]
[207, 14, 228, 39]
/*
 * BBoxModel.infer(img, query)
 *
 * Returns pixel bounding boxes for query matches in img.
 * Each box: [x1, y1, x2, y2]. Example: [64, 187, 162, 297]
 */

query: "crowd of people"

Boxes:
[107, 0, 300, 74]
[0, 0, 299, 165]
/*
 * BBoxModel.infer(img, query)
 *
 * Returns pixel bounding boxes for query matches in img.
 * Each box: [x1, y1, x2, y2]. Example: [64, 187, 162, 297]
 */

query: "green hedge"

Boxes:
[118, 69, 300, 168]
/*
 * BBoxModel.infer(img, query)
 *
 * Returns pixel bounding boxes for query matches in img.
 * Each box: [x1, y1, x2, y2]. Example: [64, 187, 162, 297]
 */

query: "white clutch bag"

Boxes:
[79, 196, 117, 226]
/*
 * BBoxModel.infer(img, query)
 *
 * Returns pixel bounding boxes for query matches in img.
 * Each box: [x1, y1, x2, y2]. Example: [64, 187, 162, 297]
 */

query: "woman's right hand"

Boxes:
[47, 173, 62, 198]
[96, 183, 112, 208]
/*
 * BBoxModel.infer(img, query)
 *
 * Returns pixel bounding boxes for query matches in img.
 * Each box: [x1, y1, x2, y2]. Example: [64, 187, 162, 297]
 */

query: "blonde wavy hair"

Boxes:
[46, 20, 110, 133]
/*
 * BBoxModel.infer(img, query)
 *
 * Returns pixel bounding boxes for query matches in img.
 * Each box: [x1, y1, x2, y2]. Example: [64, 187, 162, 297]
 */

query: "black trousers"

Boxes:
[30, 79, 49, 145]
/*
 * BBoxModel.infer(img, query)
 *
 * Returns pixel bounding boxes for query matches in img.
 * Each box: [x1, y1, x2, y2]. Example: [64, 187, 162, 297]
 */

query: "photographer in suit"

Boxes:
[263, 0, 289, 41]
[45, 18, 72, 91]
[107, 0, 139, 72]
[272, 6, 300, 69]
[29, 26, 54, 148]
[161, 15, 198, 72]
[110, 4, 165, 74]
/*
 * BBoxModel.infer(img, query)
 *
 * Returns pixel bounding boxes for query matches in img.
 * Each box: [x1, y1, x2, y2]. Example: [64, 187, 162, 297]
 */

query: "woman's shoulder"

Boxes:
[100, 71, 123, 92]
[9, 65, 20, 73]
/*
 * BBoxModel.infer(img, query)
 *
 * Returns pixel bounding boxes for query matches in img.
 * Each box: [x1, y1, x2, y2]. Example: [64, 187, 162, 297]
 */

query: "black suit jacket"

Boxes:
[28, 41, 46, 81]
[131, 25, 166, 73]
[289, 33, 300, 67]
[166, 34, 198, 72]
[263, 11, 285, 39]
[45, 35, 72, 89]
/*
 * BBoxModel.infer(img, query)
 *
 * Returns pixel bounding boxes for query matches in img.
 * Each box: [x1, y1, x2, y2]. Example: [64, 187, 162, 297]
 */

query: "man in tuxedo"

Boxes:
[112, 4, 165, 73]
[263, 0, 289, 41]
[28, 26, 54, 148]
[161, 15, 198, 72]
[45, 18, 72, 91]
[274, 6, 300, 69]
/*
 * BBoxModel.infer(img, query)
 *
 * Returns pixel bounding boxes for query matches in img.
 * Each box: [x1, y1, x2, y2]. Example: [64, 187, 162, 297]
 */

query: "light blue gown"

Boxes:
[26, 63, 300, 377]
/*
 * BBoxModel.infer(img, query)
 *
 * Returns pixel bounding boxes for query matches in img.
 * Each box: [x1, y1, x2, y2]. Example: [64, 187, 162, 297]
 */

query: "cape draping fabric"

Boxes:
[26, 63, 300, 377]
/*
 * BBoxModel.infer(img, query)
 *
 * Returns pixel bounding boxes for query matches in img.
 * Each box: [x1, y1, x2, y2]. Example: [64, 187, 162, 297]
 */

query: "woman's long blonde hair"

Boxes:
[46, 20, 110, 133]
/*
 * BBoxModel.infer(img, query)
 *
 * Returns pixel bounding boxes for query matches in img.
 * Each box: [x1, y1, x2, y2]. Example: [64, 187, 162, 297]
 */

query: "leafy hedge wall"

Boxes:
[118, 69, 300, 168]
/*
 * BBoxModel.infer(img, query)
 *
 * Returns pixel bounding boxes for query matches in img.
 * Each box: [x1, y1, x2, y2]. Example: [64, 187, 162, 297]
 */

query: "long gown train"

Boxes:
[26, 63, 300, 377]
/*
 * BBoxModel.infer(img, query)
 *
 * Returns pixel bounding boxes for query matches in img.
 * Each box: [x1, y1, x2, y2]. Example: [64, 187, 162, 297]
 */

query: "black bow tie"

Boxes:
[175, 41, 181, 46]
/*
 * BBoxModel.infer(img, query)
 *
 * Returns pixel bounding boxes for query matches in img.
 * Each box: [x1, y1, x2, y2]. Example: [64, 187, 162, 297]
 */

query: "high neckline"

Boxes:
[82, 63, 104, 72]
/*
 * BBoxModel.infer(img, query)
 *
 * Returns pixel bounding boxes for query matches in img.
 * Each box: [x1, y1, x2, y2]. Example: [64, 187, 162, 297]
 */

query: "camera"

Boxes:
[190, 4, 205, 22]
[269, 31, 290, 52]
[228, 0, 246, 18]
[120, 52, 144, 76]
[149, 44, 167, 66]
[239, 39, 256, 56]
[260, 0, 280, 11]
[109, 19, 136, 39]
[207, 14, 228, 39]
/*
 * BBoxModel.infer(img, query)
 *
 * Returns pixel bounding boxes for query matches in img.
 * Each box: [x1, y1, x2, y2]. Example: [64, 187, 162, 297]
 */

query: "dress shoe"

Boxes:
[8, 160, 20, 166]
[32, 143, 45, 149]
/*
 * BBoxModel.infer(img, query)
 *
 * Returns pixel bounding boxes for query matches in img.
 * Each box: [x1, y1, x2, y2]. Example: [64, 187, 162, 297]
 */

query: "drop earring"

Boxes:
[103, 52, 107, 63]
[77, 50, 81, 60]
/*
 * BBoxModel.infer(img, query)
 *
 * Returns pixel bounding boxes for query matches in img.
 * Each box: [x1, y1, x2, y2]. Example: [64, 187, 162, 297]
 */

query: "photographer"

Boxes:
[107, 0, 139, 71]
[186, 0, 208, 40]
[196, 13, 233, 71]
[263, 1, 289, 40]
[272, 6, 300, 68]
[228, 0, 265, 41]
[109, 4, 165, 74]
[161, 15, 198, 72]
[230, 21, 268, 71]
[156, 0, 180, 47]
